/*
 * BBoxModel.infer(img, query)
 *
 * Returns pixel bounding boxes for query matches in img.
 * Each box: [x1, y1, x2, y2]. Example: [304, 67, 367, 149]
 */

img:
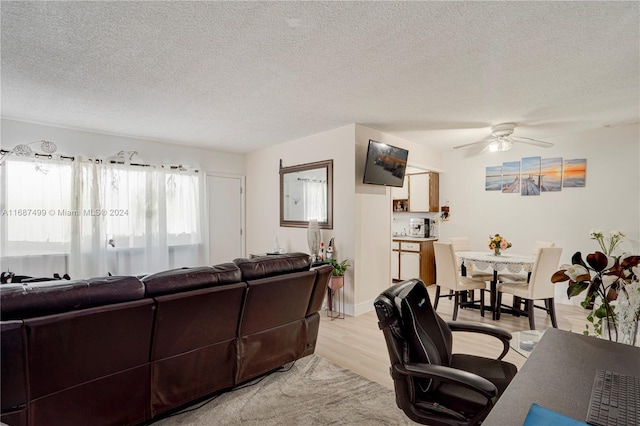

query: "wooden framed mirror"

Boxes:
[280, 159, 333, 229]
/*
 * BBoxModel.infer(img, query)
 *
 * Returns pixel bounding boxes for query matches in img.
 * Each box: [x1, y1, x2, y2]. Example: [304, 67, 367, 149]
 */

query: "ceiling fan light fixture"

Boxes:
[488, 136, 513, 152]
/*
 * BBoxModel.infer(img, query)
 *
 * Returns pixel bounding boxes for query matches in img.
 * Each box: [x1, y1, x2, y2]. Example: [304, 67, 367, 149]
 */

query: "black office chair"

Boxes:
[374, 279, 518, 426]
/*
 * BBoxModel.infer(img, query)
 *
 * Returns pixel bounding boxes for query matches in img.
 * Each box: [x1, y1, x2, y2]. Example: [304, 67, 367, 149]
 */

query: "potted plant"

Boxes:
[488, 233, 512, 256]
[328, 259, 350, 291]
[552, 230, 640, 345]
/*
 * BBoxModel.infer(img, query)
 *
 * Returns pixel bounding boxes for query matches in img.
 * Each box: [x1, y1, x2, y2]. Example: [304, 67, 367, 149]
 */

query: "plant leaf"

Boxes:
[621, 255, 640, 269]
[571, 252, 587, 268]
[551, 270, 570, 282]
[567, 282, 589, 298]
[605, 286, 619, 303]
[594, 305, 608, 318]
[586, 252, 609, 272]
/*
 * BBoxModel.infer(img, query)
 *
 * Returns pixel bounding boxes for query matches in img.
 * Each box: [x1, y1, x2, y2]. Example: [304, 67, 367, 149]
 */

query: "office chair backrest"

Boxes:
[374, 280, 453, 390]
[434, 242, 461, 291]
[450, 237, 471, 252]
[528, 247, 562, 300]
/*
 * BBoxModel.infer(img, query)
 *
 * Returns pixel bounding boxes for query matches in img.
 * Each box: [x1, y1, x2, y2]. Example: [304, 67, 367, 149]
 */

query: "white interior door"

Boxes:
[207, 174, 244, 265]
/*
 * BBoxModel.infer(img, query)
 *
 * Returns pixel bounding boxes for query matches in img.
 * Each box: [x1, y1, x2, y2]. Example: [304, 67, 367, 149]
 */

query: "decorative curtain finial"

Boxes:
[0, 140, 58, 165]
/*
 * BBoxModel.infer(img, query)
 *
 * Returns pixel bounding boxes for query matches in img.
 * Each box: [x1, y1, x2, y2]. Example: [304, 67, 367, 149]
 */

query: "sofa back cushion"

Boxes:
[141, 264, 241, 297]
[151, 282, 247, 360]
[233, 252, 311, 280]
[239, 271, 316, 336]
[26, 298, 155, 400]
[0, 276, 144, 321]
[236, 268, 316, 383]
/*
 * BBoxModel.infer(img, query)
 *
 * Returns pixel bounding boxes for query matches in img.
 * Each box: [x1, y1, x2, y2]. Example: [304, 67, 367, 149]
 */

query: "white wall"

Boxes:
[1, 119, 245, 174]
[437, 124, 640, 304]
[354, 124, 443, 315]
[244, 124, 357, 305]
[245, 123, 444, 316]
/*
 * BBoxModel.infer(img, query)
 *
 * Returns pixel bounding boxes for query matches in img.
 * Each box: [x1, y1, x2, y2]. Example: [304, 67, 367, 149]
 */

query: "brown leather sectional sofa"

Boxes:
[0, 252, 332, 426]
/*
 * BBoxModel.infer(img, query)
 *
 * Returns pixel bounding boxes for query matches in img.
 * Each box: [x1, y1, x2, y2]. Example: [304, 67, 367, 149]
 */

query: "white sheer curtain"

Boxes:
[69, 158, 108, 279]
[1, 156, 207, 280]
[303, 180, 327, 222]
[0, 158, 72, 278]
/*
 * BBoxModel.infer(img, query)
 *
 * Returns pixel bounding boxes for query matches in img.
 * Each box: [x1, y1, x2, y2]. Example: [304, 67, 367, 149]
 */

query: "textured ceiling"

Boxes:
[1, 1, 638, 153]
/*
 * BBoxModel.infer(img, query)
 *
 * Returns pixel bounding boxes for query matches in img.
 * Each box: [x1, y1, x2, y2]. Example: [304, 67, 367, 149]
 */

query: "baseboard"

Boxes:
[352, 299, 375, 316]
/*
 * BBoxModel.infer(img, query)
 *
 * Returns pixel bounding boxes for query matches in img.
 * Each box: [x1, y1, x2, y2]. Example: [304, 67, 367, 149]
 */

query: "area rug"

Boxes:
[152, 354, 415, 425]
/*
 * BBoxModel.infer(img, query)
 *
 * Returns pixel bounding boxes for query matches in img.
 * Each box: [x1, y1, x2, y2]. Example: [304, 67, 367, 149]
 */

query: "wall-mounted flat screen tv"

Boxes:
[362, 140, 408, 187]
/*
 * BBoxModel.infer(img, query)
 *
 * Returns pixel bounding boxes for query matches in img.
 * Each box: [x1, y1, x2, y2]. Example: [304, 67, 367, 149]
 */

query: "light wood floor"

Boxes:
[315, 284, 589, 390]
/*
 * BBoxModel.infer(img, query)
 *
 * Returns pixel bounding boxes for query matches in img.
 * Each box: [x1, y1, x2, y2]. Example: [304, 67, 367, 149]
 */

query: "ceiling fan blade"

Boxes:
[453, 139, 493, 150]
[513, 137, 554, 148]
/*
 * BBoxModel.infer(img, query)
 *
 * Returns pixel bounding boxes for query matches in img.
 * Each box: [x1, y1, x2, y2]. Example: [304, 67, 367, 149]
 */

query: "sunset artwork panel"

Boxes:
[485, 166, 502, 191]
[541, 157, 563, 191]
[563, 158, 587, 188]
[502, 161, 521, 193]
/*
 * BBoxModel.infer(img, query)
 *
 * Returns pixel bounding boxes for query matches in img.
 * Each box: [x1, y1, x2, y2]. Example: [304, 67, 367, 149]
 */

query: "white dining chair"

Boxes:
[497, 240, 555, 283]
[434, 242, 488, 320]
[495, 247, 563, 330]
[449, 237, 493, 282]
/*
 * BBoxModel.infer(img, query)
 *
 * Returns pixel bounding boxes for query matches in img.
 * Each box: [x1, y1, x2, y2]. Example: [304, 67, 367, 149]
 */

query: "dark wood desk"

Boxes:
[484, 328, 640, 425]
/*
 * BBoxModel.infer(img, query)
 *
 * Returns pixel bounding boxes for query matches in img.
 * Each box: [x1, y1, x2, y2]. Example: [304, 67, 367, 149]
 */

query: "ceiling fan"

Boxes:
[453, 123, 554, 152]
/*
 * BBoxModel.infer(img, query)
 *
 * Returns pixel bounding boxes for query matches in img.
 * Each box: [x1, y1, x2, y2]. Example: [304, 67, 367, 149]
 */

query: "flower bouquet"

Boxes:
[488, 234, 512, 256]
[552, 230, 640, 345]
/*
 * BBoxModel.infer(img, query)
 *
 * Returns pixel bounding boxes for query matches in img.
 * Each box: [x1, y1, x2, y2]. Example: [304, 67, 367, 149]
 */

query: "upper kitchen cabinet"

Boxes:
[391, 177, 409, 212]
[392, 172, 439, 213]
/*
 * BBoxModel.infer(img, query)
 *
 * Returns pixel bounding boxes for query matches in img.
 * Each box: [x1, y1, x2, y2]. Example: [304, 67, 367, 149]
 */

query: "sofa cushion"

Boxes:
[141, 264, 241, 297]
[1, 320, 27, 412]
[233, 252, 311, 280]
[0, 276, 144, 320]
[26, 299, 155, 400]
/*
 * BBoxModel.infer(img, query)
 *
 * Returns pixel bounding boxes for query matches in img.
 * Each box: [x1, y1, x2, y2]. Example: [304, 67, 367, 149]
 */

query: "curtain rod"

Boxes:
[0, 149, 198, 172]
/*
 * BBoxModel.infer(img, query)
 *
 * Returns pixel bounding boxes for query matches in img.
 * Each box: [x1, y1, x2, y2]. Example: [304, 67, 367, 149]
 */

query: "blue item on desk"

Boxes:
[523, 404, 588, 426]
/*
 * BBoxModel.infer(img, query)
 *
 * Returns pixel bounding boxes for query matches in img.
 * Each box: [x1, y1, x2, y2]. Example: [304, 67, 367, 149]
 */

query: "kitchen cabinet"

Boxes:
[391, 180, 409, 200]
[391, 172, 439, 213]
[391, 239, 436, 285]
[391, 241, 400, 280]
[400, 251, 420, 280]
[408, 172, 439, 213]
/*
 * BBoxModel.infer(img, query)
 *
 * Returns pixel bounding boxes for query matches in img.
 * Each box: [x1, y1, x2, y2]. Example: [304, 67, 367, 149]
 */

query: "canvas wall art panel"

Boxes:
[563, 159, 587, 188]
[541, 157, 563, 191]
[485, 166, 502, 191]
[521, 156, 541, 196]
[502, 161, 521, 193]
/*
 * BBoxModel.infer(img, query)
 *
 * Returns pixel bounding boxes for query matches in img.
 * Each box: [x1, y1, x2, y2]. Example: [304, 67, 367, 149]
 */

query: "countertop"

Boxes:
[392, 236, 438, 242]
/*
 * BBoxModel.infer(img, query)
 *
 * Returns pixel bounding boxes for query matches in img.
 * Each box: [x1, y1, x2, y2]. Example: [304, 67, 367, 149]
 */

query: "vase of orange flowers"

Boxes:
[488, 234, 512, 256]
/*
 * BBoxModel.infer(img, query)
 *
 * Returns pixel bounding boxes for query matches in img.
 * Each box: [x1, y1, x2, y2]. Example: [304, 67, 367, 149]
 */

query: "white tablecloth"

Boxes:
[455, 251, 535, 275]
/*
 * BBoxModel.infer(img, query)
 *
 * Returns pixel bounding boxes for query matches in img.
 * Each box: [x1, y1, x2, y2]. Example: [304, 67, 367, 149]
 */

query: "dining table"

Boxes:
[455, 251, 536, 320]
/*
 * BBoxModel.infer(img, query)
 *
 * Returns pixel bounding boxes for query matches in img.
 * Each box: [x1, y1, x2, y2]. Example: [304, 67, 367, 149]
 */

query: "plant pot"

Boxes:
[328, 276, 344, 291]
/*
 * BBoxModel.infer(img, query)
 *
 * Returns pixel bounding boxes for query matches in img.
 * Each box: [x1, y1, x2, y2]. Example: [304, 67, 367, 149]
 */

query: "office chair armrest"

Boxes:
[397, 362, 498, 400]
[447, 321, 512, 360]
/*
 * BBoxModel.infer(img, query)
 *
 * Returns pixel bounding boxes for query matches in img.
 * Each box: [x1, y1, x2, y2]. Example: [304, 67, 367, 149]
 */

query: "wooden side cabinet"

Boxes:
[391, 239, 436, 285]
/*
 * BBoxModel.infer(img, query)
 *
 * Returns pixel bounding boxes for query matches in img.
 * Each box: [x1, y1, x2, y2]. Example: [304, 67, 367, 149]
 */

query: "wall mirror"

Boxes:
[280, 159, 333, 229]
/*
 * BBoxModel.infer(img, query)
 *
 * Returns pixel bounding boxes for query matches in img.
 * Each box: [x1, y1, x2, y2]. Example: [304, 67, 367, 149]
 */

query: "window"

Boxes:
[1, 158, 204, 277]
